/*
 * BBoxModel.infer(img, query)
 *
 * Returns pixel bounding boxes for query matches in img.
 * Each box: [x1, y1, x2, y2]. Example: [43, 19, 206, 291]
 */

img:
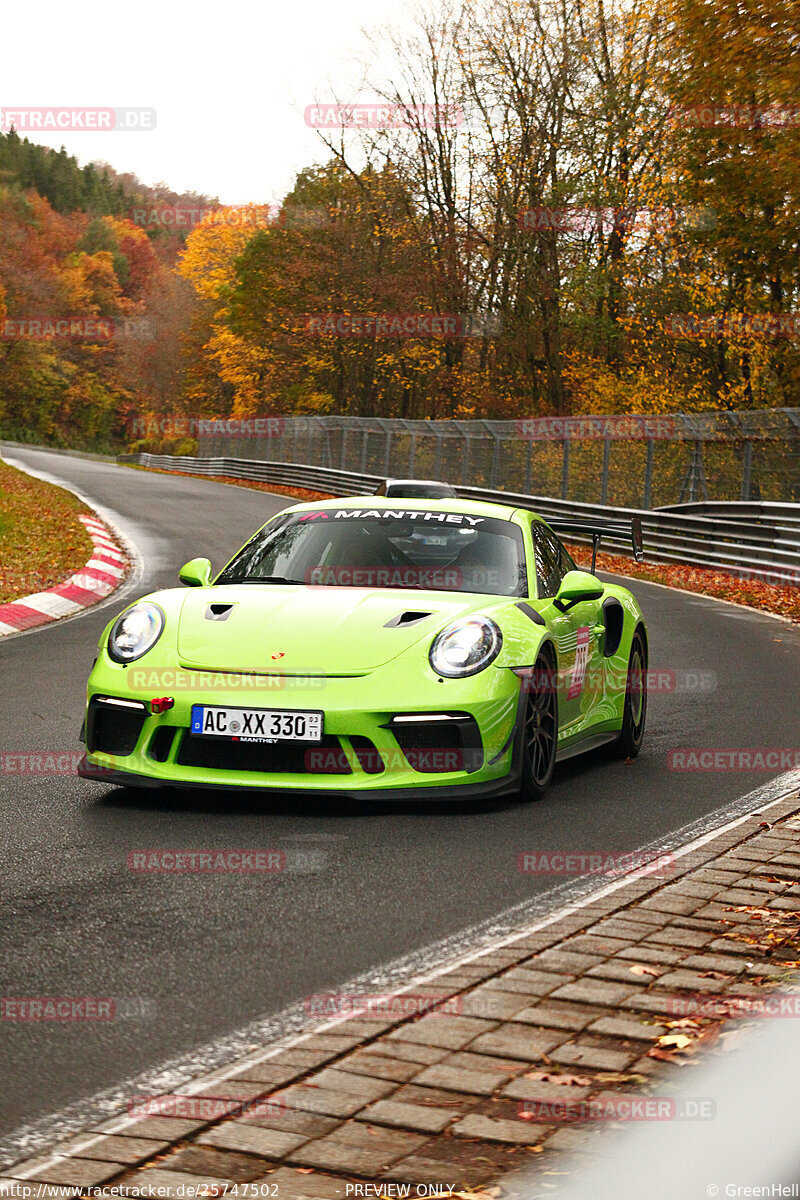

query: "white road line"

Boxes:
[2, 770, 797, 1173]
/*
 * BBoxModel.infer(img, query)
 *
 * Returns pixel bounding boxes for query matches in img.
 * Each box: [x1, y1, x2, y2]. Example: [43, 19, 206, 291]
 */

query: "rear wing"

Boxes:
[547, 516, 644, 574]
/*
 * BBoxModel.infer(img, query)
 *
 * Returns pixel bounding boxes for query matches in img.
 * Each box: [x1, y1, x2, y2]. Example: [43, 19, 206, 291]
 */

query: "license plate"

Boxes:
[190, 706, 323, 743]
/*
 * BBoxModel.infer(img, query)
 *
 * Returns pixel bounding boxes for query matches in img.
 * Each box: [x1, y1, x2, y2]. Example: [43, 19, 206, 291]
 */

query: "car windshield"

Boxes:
[385, 484, 455, 497]
[216, 508, 528, 596]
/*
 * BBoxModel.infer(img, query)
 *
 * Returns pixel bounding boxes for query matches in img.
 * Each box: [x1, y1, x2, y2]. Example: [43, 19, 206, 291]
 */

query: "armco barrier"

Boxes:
[119, 453, 800, 586]
[191, 409, 800, 506]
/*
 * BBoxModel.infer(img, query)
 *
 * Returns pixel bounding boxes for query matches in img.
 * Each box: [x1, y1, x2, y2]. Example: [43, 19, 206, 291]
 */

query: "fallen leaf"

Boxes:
[524, 1070, 593, 1086]
[656, 1033, 693, 1049]
[648, 1047, 686, 1063]
[699, 970, 732, 980]
[629, 964, 660, 977]
[594, 1071, 648, 1084]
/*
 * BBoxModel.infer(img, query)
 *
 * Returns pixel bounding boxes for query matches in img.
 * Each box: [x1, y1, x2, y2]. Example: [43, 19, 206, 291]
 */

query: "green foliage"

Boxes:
[0, 130, 126, 214]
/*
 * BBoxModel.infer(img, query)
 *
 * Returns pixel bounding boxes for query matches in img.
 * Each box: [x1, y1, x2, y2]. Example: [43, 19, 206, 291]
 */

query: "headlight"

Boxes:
[429, 615, 502, 678]
[108, 603, 165, 663]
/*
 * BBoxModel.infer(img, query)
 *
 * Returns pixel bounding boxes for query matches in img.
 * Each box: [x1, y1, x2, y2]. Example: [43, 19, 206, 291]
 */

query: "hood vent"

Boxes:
[384, 611, 433, 628]
[205, 603, 235, 621]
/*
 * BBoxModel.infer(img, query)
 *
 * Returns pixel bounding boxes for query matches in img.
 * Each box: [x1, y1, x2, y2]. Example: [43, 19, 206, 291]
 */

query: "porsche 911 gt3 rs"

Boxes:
[79, 494, 648, 800]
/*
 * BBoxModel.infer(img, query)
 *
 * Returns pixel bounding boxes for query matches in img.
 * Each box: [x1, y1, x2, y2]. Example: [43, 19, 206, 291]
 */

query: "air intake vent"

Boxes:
[384, 611, 433, 628]
[206, 604, 235, 621]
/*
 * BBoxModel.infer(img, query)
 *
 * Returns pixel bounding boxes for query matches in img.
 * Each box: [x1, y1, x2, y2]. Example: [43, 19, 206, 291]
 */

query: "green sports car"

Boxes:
[79, 494, 647, 801]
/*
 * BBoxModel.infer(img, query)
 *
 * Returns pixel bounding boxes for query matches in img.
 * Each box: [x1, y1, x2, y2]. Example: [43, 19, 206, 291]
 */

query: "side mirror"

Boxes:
[555, 569, 604, 606]
[179, 557, 212, 587]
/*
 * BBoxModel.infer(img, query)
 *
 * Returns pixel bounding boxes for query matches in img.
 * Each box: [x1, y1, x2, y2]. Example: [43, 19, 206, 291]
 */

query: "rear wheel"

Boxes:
[614, 629, 647, 758]
[519, 648, 559, 802]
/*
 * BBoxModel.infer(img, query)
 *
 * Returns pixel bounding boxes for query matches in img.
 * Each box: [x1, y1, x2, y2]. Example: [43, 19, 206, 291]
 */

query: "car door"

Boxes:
[532, 523, 605, 733]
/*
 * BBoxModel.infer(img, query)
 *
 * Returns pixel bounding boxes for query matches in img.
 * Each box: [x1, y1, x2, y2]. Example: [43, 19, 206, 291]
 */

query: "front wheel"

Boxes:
[519, 649, 559, 802]
[614, 628, 647, 759]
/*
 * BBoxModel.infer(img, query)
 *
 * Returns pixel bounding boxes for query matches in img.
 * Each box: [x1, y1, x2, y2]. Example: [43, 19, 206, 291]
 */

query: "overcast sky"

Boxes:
[2, 0, 403, 204]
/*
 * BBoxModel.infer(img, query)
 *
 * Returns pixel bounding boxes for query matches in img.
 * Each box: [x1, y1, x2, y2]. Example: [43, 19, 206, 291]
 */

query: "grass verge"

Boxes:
[0, 460, 95, 604]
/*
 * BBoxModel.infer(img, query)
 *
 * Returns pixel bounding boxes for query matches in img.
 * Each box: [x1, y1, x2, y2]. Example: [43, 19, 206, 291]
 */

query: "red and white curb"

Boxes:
[0, 515, 128, 637]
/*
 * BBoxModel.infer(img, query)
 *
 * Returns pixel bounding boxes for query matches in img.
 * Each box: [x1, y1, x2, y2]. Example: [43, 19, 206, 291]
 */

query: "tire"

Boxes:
[519, 647, 559, 802]
[614, 628, 647, 759]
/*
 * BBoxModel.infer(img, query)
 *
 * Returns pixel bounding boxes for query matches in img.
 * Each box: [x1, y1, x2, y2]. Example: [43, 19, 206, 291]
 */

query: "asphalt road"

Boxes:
[2, 446, 800, 1149]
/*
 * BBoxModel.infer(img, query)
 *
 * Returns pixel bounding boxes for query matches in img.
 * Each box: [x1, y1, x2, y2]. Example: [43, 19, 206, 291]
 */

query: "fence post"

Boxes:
[462, 431, 470, 484]
[306, 420, 313, 464]
[601, 438, 611, 505]
[360, 429, 369, 473]
[340, 426, 348, 470]
[490, 430, 501, 489]
[561, 439, 570, 500]
[525, 438, 533, 494]
[741, 441, 753, 501]
[691, 441, 708, 501]
[409, 433, 417, 475]
[434, 433, 443, 479]
[643, 440, 654, 508]
[384, 430, 392, 476]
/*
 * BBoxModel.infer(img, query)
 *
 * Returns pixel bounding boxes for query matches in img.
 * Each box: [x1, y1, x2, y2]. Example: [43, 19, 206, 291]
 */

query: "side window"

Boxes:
[533, 525, 564, 598]
[557, 537, 577, 578]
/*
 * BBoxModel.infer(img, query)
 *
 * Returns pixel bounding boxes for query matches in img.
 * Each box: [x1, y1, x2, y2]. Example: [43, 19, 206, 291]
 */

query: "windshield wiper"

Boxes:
[221, 575, 306, 585]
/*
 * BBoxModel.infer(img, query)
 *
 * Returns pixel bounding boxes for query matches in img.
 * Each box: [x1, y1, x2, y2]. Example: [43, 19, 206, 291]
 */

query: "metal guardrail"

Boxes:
[188, 409, 800, 506]
[121, 453, 800, 586]
[119, 454, 383, 496]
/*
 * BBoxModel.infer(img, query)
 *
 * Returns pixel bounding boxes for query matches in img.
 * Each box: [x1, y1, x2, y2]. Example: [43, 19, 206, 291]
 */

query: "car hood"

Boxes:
[175, 585, 503, 673]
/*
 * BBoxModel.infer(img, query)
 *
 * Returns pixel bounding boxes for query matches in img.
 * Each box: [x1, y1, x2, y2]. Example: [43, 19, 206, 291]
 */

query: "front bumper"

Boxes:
[80, 657, 524, 799]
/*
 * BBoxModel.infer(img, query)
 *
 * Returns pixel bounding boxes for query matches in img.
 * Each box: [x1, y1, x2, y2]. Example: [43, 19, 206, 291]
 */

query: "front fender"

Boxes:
[491, 601, 555, 669]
